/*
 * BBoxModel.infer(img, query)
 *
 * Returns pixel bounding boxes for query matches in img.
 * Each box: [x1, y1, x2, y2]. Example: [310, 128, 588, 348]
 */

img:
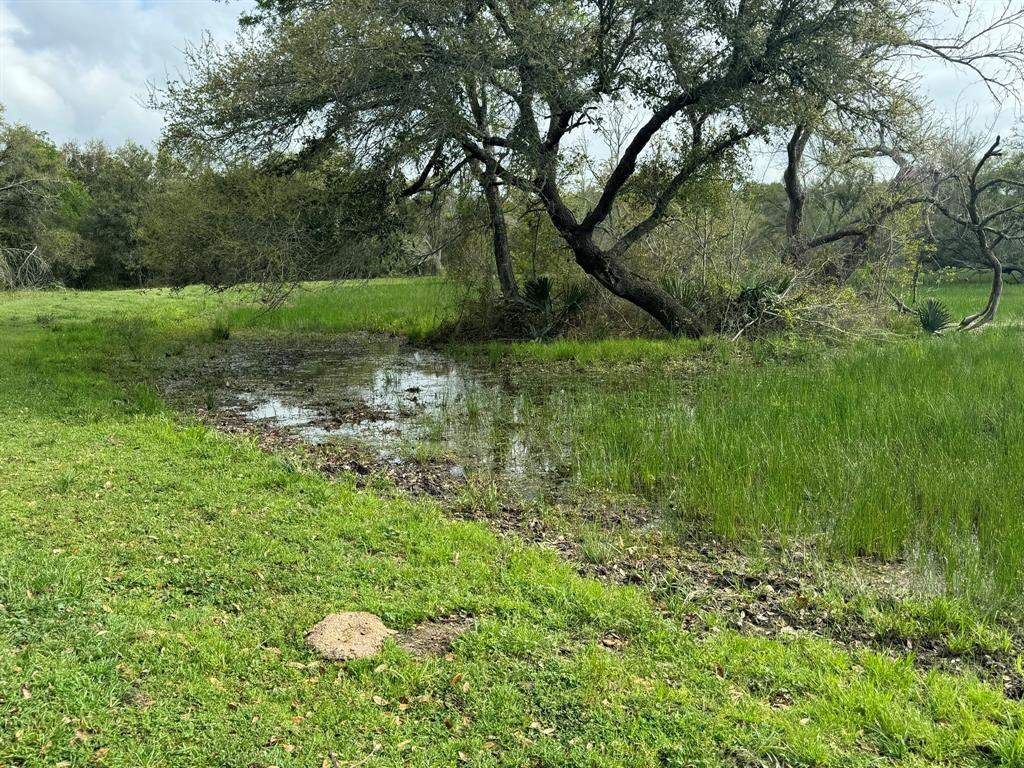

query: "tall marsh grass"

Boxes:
[571, 329, 1024, 606]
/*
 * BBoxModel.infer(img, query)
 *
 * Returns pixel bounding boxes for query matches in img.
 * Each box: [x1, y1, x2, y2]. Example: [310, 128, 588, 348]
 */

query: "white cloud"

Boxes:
[0, 0, 1018, 171]
[0, 0, 244, 147]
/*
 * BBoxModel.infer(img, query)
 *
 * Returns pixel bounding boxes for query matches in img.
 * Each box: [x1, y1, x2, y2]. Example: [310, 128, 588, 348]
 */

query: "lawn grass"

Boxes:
[220, 278, 459, 338]
[3, 294, 1024, 764]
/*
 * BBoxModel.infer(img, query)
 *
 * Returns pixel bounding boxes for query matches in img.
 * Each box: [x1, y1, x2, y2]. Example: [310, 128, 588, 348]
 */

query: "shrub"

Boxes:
[916, 298, 953, 335]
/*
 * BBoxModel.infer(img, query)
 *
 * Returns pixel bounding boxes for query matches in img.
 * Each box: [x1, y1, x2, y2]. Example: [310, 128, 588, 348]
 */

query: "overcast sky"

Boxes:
[0, 0, 1020, 175]
[0, 0, 244, 146]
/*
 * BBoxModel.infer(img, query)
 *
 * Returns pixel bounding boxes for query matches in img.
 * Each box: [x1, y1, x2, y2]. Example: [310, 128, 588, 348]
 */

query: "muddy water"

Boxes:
[166, 335, 576, 499]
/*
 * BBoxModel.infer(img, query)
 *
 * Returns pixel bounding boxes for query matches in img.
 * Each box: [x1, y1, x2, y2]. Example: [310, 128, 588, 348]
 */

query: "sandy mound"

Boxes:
[305, 611, 395, 661]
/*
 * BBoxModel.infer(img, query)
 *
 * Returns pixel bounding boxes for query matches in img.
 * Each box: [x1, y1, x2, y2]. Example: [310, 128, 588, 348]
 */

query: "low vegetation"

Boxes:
[572, 326, 1024, 605]
[3, 282, 1024, 767]
[221, 279, 459, 339]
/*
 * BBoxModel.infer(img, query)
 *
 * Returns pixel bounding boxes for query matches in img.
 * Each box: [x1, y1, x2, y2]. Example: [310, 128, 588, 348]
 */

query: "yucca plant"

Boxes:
[916, 298, 953, 335]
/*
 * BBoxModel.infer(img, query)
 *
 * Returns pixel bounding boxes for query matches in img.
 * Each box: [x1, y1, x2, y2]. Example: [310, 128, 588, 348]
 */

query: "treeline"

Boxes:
[2, 99, 1022, 339]
[143, 0, 1024, 335]
[0, 108, 409, 291]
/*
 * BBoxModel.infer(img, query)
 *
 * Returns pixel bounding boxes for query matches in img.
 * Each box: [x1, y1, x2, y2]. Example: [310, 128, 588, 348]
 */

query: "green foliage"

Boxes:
[658, 273, 840, 339]
[64, 140, 155, 287]
[208, 318, 232, 341]
[520, 276, 591, 340]
[156, 0, 945, 331]
[143, 151, 407, 290]
[2, 286, 1022, 766]
[0, 113, 86, 286]
[916, 298, 953, 335]
[733, 275, 796, 324]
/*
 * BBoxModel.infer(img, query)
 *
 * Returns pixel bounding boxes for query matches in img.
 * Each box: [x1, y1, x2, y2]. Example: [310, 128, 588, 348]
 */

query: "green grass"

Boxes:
[3, 294, 1024, 765]
[565, 284, 1024, 607]
[0, 277, 457, 340]
[472, 336, 713, 365]
[204, 275, 1024, 606]
[221, 278, 458, 337]
[917, 278, 1024, 326]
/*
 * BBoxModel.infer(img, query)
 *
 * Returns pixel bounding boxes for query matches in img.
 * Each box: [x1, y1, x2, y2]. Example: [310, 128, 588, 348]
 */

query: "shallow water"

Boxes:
[200, 337, 576, 498]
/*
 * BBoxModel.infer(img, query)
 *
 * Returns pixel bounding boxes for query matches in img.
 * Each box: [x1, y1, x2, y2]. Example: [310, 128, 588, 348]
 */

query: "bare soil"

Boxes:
[305, 612, 396, 662]
[398, 615, 475, 659]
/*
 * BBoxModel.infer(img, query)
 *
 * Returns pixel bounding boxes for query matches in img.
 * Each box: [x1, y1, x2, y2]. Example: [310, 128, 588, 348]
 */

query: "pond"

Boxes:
[164, 334, 581, 500]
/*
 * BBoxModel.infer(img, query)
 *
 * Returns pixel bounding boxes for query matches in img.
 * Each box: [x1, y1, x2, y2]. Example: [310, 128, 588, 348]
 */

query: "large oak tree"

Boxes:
[159, 0, 1022, 335]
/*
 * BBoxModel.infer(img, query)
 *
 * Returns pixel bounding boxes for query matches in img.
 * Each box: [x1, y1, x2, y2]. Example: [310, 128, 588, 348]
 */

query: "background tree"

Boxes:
[926, 137, 1024, 329]
[64, 141, 155, 288]
[926, 138, 1024, 282]
[0, 108, 89, 288]
[142, 148, 408, 292]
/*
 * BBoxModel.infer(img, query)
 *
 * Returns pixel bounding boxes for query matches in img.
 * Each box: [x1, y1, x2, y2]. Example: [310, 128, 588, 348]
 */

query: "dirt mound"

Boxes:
[305, 612, 395, 661]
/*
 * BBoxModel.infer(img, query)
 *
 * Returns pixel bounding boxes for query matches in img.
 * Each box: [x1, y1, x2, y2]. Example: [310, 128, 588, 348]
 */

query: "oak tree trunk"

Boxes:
[783, 125, 811, 265]
[566, 232, 702, 337]
[481, 173, 518, 301]
[535, 179, 702, 337]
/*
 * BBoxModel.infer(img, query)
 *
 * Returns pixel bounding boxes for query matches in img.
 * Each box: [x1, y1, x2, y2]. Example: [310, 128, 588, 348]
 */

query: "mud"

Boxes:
[398, 615, 475, 659]
[160, 333, 574, 500]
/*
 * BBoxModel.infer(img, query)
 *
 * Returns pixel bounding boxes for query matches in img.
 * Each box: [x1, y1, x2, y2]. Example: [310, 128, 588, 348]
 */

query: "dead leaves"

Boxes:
[600, 633, 626, 649]
[529, 720, 556, 736]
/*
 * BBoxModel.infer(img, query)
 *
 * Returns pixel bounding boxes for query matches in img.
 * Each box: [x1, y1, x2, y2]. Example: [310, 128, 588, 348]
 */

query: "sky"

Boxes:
[0, 0, 1020, 177]
[0, 0, 244, 147]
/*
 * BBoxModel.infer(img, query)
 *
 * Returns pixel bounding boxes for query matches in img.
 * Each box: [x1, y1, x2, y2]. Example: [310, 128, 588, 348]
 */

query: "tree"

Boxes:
[927, 137, 1024, 330]
[142, 148, 407, 291]
[64, 141, 155, 287]
[159, 0, 1022, 335]
[778, 1, 1024, 272]
[164, 3, 522, 302]
[0, 108, 88, 288]
[926, 140, 1024, 283]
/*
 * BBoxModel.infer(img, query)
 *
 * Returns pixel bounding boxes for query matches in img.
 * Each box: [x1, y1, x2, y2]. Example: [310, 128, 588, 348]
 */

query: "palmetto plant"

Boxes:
[521, 276, 589, 340]
[916, 298, 953, 335]
[735, 275, 796, 317]
[523, 276, 555, 317]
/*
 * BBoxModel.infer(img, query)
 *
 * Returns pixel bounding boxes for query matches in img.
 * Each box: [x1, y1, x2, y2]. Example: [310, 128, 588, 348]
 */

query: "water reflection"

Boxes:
[231, 343, 573, 498]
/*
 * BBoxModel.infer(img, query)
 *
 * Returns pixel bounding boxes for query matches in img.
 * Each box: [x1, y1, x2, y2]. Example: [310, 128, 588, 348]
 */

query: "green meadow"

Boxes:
[2, 281, 1024, 766]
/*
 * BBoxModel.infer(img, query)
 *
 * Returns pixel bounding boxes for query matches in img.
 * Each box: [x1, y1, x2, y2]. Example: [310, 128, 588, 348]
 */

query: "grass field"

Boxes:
[10, 279, 1024, 607]
[569, 328, 1024, 607]
[440, 279, 1024, 608]
[917, 278, 1024, 325]
[221, 279, 459, 338]
[2, 282, 1024, 765]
